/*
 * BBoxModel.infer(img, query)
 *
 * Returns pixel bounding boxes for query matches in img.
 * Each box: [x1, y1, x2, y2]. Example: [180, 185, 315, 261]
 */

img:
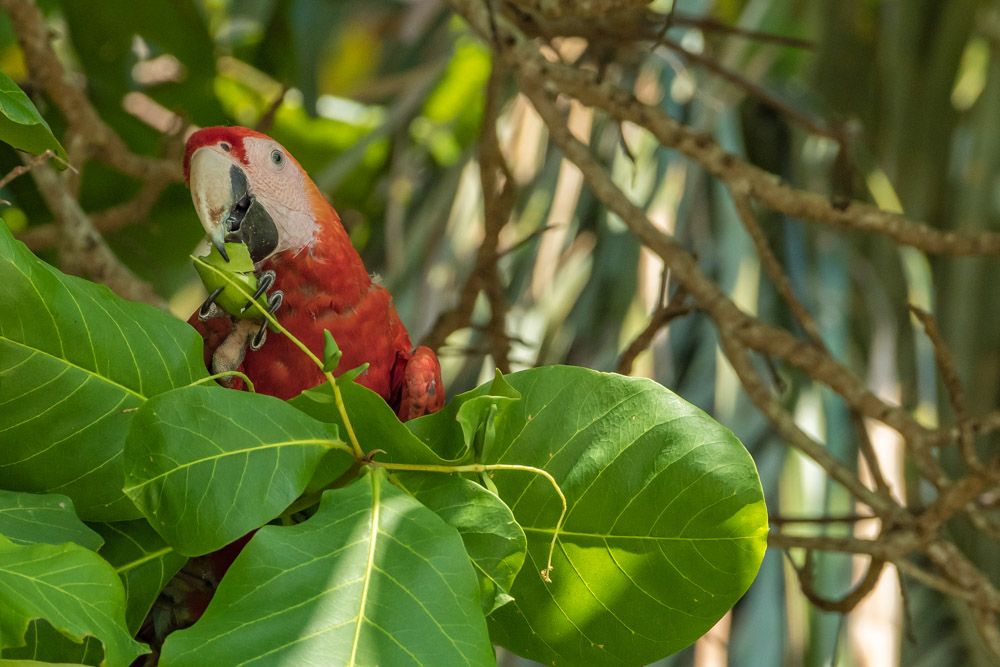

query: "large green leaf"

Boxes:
[0, 491, 102, 550]
[0, 536, 147, 667]
[405, 369, 520, 462]
[291, 380, 464, 465]
[0, 222, 208, 520]
[123, 384, 349, 556]
[391, 472, 526, 615]
[1, 619, 104, 666]
[159, 468, 495, 666]
[484, 367, 768, 666]
[0, 71, 66, 161]
[91, 521, 187, 634]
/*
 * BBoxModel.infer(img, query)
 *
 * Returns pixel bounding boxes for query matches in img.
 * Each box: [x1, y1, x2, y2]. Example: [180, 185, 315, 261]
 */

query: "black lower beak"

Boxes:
[222, 165, 278, 263]
[224, 196, 278, 263]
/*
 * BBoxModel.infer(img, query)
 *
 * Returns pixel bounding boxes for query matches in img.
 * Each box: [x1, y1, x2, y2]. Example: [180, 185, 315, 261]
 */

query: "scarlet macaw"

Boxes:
[183, 126, 443, 421]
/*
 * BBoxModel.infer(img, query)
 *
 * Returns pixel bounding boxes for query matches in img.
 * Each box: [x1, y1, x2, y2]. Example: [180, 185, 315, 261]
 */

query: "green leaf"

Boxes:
[391, 472, 526, 615]
[159, 468, 495, 666]
[0, 491, 102, 550]
[336, 362, 368, 384]
[123, 384, 349, 556]
[0, 536, 148, 667]
[322, 330, 342, 372]
[90, 521, 187, 634]
[484, 367, 768, 666]
[0, 222, 208, 520]
[0, 71, 67, 161]
[1, 619, 104, 666]
[291, 381, 461, 465]
[406, 369, 520, 462]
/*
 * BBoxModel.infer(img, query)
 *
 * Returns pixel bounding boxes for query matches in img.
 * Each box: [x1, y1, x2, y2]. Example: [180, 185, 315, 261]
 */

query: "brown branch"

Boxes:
[769, 514, 879, 525]
[788, 549, 886, 613]
[616, 285, 692, 374]
[480, 29, 1000, 256]
[1, 0, 181, 183]
[659, 36, 834, 139]
[17, 175, 173, 251]
[29, 162, 166, 309]
[0, 149, 71, 199]
[909, 305, 979, 471]
[422, 62, 515, 370]
[664, 13, 814, 50]
[852, 411, 893, 497]
[731, 194, 826, 351]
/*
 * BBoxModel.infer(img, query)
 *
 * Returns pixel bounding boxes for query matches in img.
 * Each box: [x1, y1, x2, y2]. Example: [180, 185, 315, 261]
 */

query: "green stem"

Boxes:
[190, 255, 365, 458]
[188, 370, 256, 393]
[372, 460, 567, 582]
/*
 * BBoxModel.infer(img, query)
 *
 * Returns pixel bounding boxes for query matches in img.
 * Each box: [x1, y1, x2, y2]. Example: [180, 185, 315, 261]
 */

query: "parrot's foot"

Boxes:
[249, 290, 283, 351]
[198, 287, 226, 321]
[211, 318, 259, 382]
[244, 270, 276, 311]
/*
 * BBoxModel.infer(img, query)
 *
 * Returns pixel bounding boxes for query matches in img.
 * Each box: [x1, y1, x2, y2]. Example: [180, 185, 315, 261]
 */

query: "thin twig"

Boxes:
[29, 162, 167, 309]
[909, 305, 979, 471]
[616, 285, 692, 374]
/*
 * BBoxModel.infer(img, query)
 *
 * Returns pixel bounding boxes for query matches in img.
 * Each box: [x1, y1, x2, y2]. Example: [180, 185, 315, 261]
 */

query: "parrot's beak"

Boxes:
[188, 147, 279, 263]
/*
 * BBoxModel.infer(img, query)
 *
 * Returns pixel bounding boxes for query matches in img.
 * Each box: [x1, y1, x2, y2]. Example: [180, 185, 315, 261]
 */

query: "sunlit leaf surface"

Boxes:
[123, 384, 347, 556]
[485, 367, 768, 666]
[160, 468, 495, 666]
[0, 223, 207, 520]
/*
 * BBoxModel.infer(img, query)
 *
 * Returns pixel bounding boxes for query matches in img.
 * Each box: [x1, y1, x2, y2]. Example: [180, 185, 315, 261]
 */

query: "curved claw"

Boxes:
[249, 290, 283, 351]
[198, 286, 225, 321]
[244, 270, 276, 312]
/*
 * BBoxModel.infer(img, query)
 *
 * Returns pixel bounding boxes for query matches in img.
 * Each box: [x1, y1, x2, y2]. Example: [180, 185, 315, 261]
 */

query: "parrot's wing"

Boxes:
[393, 345, 445, 421]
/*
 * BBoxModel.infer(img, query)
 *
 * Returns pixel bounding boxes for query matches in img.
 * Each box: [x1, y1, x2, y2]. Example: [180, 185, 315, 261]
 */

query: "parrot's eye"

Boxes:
[270, 149, 284, 168]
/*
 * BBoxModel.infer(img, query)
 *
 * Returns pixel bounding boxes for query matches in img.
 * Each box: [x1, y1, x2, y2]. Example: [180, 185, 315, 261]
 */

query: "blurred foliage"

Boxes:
[2, 0, 1000, 665]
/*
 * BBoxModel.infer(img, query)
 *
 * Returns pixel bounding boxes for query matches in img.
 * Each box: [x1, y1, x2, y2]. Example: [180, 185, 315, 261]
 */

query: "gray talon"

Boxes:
[249, 290, 283, 351]
[198, 286, 225, 321]
[244, 270, 276, 311]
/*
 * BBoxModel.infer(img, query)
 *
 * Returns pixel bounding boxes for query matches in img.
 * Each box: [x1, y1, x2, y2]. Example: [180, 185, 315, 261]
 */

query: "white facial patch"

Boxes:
[240, 137, 320, 255]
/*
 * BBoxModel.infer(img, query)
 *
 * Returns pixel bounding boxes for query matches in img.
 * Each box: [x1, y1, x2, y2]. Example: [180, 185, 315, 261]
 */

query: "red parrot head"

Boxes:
[184, 127, 325, 263]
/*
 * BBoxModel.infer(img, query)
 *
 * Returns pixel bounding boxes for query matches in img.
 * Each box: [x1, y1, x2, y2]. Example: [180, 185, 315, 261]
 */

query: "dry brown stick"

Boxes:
[1, 0, 180, 183]
[616, 286, 692, 374]
[789, 549, 886, 613]
[767, 532, 918, 558]
[0, 149, 70, 199]
[508, 66, 935, 474]
[851, 410, 894, 497]
[461, 10, 1000, 257]
[18, 175, 173, 251]
[478, 62, 515, 374]
[717, 331, 900, 515]
[909, 305, 979, 471]
[423, 62, 515, 365]
[29, 162, 166, 309]
[769, 514, 879, 525]
[731, 193, 826, 351]
[450, 0, 939, 453]
[659, 36, 834, 140]
[665, 13, 814, 50]
[255, 84, 290, 134]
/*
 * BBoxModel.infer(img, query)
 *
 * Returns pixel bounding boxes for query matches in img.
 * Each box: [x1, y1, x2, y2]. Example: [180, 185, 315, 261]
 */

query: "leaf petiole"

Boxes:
[189, 255, 365, 459]
[370, 460, 566, 582]
[188, 370, 256, 393]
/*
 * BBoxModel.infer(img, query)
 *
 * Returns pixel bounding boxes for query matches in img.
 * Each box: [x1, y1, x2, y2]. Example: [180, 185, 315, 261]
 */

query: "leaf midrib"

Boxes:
[1, 336, 145, 400]
[349, 474, 381, 667]
[124, 439, 334, 491]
